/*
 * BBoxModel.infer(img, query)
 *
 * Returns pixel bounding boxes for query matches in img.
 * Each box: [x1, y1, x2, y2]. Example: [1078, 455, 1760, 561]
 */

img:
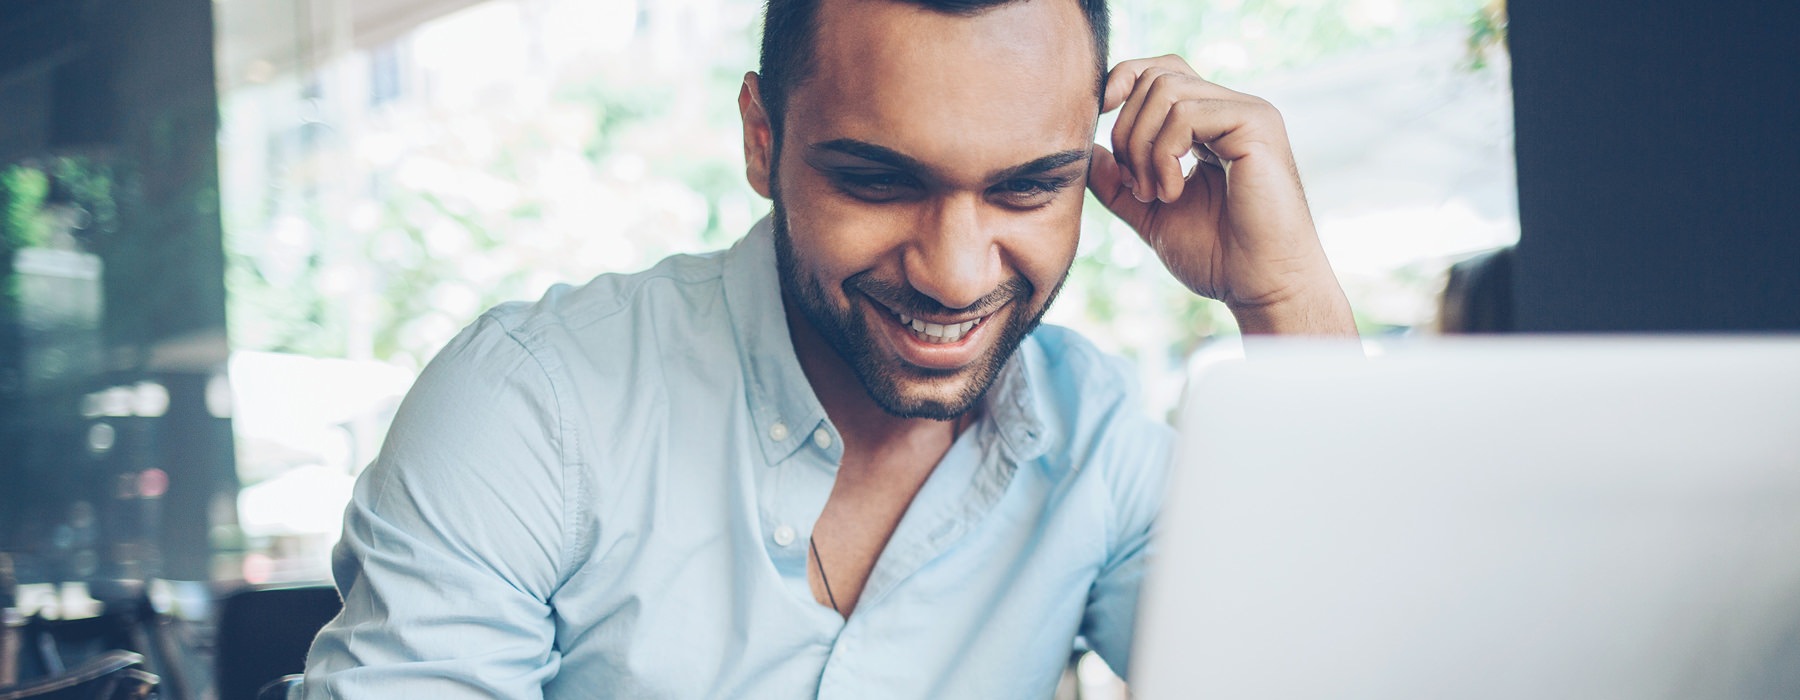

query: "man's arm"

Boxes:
[303, 316, 571, 698]
[1077, 383, 1176, 682]
[1079, 56, 1356, 680]
[1086, 55, 1357, 339]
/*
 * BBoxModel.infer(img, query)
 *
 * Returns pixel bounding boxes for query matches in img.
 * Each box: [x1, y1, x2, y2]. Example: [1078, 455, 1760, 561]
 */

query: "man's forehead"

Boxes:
[791, 0, 1098, 178]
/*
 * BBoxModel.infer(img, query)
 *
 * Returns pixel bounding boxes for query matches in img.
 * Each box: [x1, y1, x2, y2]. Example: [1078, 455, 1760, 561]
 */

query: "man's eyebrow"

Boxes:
[808, 139, 930, 173]
[807, 138, 1090, 183]
[991, 149, 1091, 182]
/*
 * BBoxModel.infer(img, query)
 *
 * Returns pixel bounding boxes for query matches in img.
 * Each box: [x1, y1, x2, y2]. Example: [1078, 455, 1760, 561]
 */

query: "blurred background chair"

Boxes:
[1439, 245, 1515, 334]
[6, 588, 188, 700]
[253, 675, 299, 700]
[212, 585, 338, 700]
[0, 649, 157, 700]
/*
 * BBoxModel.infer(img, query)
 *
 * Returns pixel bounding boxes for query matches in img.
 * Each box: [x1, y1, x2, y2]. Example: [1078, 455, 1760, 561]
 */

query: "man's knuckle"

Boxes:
[1150, 75, 1196, 108]
[1148, 71, 1180, 93]
[1135, 140, 1157, 167]
[1262, 104, 1289, 131]
[1130, 122, 1162, 154]
[1156, 140, 1187, 162]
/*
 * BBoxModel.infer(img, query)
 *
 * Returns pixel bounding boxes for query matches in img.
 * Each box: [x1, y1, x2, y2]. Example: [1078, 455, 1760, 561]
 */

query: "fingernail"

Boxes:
[1122, 172, 1136, 191]
[1133, 188, 1151, 204]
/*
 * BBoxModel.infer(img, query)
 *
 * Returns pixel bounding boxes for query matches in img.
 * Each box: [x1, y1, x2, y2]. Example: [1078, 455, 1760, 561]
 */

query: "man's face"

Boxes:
[766, 0, 1098, 420]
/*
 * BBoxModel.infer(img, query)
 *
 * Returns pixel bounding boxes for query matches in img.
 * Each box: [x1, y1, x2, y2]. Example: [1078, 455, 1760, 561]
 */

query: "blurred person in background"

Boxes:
[301, 0, 1354, 696]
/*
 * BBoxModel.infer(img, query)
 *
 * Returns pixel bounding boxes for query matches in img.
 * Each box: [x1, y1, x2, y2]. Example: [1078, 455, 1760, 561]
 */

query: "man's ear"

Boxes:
[739, 72, 775, 199]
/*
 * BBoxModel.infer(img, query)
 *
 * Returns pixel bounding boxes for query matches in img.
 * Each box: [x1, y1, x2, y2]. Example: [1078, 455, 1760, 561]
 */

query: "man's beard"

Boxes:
[770, 196, 1063, 420]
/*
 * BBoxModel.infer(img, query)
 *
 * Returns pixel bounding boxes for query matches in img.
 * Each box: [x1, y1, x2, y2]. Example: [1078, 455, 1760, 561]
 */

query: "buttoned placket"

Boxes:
[756, 414, 845, 619]
[754, 379, 1047, 699]
[812, 412, 1030, 700]
[746, 373, 1050, 698]
[722, 218, 1056, 694]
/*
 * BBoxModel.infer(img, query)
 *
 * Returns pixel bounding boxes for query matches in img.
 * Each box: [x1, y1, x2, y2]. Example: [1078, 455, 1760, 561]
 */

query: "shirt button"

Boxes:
[813, 428, 832, 450]
[769, 421, 789, 442]
[773, 524, 797, 547]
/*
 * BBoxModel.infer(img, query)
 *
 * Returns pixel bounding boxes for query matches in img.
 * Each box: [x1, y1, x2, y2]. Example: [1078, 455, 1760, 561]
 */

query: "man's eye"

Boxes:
[992, 178, 1066, 206]
[835, 172, 916, 201]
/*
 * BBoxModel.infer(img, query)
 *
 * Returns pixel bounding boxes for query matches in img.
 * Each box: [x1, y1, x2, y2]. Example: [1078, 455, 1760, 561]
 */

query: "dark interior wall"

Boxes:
[0, 78, 53, 165]
[0, 1, 80, 164]
[1, 0, 233, 584]
[1508, 1, 1800, 332]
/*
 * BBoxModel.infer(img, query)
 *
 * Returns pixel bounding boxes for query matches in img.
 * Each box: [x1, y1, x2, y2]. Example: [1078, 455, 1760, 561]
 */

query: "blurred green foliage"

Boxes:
[1125, 0, 1491, 82]
[1, 166, 52, 251]
[1466, 0, 1509, 71]
[1, 158, 117, 314]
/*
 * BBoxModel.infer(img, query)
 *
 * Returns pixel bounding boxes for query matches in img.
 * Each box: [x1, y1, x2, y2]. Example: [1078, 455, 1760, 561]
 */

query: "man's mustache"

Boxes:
[845, 272, 1033, 319]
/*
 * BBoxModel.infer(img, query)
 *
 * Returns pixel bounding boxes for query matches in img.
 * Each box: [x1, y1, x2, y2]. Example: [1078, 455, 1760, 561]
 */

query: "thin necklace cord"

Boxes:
[810, 536, 841, 615]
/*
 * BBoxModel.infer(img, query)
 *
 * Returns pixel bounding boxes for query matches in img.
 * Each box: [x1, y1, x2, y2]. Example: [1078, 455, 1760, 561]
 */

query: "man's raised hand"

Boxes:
[1087, 55, 1355, 335]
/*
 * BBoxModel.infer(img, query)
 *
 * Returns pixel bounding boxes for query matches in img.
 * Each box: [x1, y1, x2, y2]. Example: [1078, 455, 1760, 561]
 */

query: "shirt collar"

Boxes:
[982, 343, 1053, 464]
[721, 215, 1051, 466]
[722, 216, 830, 466]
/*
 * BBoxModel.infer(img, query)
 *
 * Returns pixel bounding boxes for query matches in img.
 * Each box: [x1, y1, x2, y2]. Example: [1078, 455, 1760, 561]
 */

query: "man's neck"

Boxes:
[782, 297, 963, 466]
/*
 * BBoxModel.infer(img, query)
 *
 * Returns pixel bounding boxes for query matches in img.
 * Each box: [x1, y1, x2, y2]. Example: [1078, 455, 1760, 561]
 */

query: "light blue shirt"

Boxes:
[302, 218, 1173, 698]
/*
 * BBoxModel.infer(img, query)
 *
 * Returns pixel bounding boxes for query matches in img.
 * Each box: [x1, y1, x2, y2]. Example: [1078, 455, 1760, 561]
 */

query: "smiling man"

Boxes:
[301, 0, 1353, 697]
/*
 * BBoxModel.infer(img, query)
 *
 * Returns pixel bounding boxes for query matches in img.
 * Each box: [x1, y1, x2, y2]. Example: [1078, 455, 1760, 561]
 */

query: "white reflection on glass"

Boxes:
[86, 422, 116, 454]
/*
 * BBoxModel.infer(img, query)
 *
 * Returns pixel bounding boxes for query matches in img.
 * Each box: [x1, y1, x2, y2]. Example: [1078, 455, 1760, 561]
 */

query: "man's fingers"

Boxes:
[1102, 56, 1292, 206]
[1109, 67, 1165, 171]
[1087, 143, 1151, 226]
[1135, 94, 1285, 202]
[1149, 106, 1226, 203]
[1101, 63, 1138, 114]
[1111, 67, 1190, 201]
[1150, 130, 1191, 204]
[1141, 93, 1286, 205]
[1105, 56, 1201, 195]
[1124, 71, 1196, 202]
[1102, 54, 1198, 112]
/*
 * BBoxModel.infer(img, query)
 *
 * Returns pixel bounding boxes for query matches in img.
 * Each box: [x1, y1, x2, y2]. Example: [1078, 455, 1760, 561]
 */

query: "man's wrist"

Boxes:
[1226, 279, 1357, 336]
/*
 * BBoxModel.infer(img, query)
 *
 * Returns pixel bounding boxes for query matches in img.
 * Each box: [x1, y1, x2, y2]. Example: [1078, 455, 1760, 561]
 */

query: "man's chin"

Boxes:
[866, 365, 987, 420]
[868, 391, 980, 421]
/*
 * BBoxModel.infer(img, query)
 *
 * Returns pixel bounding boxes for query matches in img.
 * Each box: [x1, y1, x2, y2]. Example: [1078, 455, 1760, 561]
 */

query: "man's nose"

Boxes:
[903, 195, 1002, 312]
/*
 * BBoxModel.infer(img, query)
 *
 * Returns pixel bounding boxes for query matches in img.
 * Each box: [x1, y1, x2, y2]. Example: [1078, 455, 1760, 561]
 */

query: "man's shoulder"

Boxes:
[419, 248, 740, 426]
[1021, 324, 1141, 410]
[1018, 324, 1173, 452]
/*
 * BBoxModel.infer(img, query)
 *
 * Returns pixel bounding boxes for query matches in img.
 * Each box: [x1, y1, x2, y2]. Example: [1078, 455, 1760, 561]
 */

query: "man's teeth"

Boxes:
[895, 313, 979, 343]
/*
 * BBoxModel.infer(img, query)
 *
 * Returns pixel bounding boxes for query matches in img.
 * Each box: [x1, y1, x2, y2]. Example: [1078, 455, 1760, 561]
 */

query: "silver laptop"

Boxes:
[1133, 338, 1800, 700]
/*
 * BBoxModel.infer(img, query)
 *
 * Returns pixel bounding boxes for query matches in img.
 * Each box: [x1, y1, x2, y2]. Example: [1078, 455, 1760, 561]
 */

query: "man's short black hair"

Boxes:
[757, 0, 1110, 143]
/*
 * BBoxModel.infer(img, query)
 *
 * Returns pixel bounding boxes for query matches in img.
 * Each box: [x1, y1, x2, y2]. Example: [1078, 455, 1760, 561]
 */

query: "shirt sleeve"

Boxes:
[1077, 403, 1174, 682]
[302, 315, 574, 698]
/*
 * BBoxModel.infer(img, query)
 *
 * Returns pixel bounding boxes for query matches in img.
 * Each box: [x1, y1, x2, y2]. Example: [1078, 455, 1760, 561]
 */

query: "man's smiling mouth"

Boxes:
[893, 312, 988, 344]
